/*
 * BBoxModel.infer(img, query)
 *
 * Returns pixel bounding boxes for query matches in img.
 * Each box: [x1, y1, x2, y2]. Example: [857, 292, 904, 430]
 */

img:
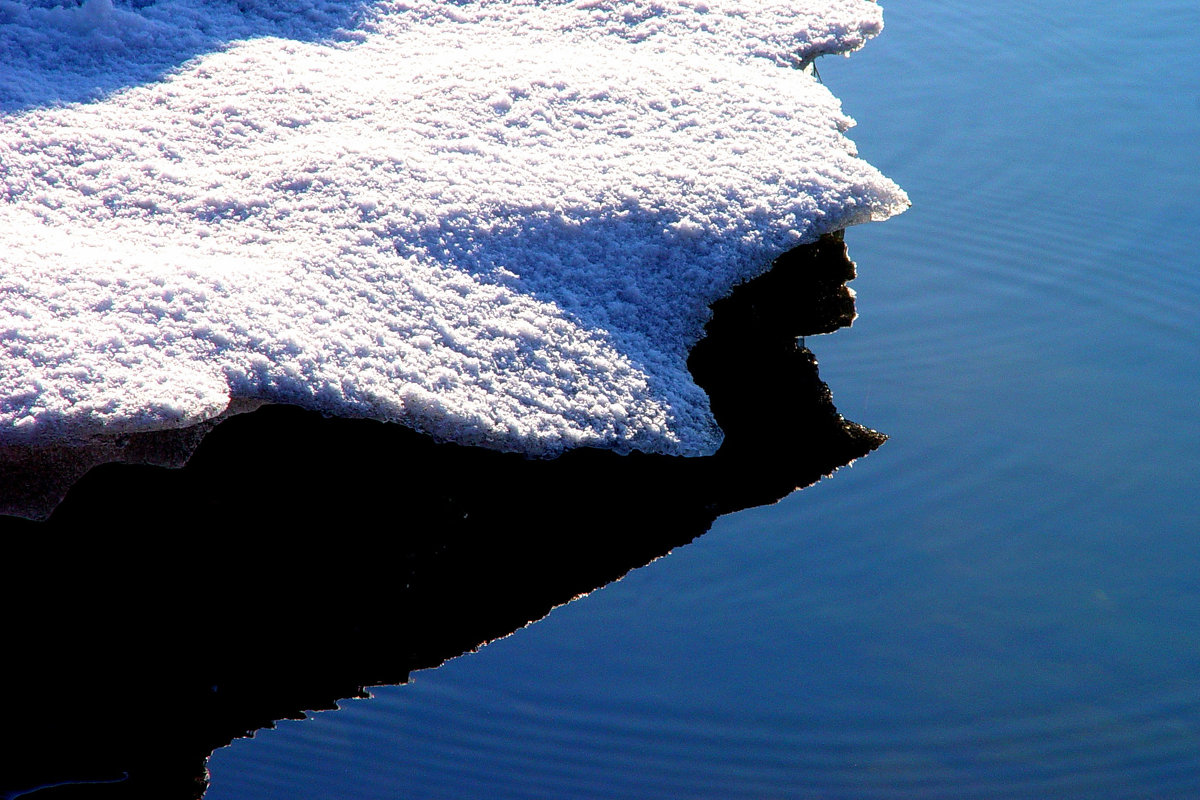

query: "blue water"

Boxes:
[206, 1, 1200, 797]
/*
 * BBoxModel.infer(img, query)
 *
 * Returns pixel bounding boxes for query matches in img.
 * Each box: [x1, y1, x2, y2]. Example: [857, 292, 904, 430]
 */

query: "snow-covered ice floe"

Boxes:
[0, 0, 907, 457]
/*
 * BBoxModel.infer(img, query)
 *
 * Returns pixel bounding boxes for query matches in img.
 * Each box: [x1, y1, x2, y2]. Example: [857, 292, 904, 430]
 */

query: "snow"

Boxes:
[0, 0, 907, 457]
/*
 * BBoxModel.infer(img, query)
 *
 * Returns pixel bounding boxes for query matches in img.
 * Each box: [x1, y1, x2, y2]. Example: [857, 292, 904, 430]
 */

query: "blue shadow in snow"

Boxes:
[0, 0, 373, 113]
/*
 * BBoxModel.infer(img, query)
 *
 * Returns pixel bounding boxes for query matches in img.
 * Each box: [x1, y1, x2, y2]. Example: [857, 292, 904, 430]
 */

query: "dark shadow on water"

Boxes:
[0, 0, 371, 113]
[0, 234, 882, 799]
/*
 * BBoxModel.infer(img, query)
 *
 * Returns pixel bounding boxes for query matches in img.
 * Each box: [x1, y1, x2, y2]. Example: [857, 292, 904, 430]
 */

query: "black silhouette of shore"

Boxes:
[0, 233, 883, 800]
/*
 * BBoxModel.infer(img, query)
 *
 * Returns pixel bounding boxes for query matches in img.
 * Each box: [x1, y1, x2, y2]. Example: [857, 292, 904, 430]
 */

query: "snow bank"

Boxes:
[0, 0, 907, 456]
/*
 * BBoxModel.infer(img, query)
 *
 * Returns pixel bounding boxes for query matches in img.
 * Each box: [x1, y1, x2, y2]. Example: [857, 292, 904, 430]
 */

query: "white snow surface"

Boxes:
[1, 0, 907, 456]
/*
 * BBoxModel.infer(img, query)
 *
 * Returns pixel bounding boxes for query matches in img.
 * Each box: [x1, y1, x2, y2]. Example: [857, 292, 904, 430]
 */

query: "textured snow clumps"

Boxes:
[0, 0, 908, 455]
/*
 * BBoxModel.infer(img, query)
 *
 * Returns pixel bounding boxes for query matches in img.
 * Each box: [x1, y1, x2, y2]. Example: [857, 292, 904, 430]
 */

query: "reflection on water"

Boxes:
[205, 1, 1199, 797]
[0, 234, 877, 799]
[11, 1, 1196, 792]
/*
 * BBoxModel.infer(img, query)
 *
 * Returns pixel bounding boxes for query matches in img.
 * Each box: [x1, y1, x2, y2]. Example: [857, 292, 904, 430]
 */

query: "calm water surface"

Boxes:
[207, 1, 1200, 797]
